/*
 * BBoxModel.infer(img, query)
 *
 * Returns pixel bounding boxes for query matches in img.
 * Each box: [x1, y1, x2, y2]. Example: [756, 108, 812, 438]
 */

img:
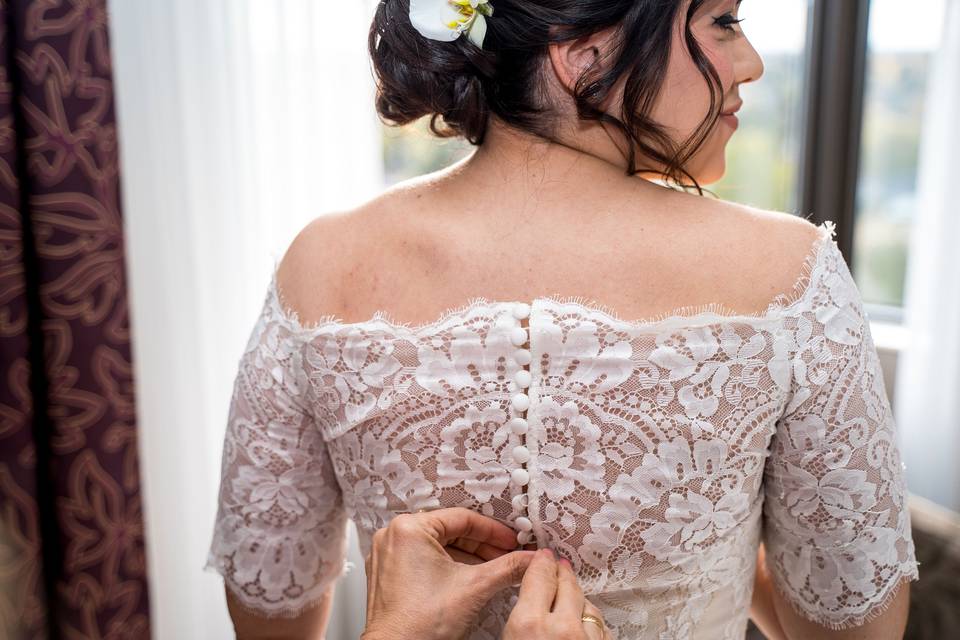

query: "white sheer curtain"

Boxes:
[109, 1, 383, 637]
[894, 0, 960, 513]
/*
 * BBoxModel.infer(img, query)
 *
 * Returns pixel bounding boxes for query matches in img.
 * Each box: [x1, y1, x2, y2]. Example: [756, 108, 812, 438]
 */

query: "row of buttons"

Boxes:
[505, 302, 534, 546]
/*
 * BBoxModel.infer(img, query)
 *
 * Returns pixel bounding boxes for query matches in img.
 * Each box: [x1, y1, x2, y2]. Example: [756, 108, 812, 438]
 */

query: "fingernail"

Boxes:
[540, 548, 553, 559]
[560, 558, 571, 568]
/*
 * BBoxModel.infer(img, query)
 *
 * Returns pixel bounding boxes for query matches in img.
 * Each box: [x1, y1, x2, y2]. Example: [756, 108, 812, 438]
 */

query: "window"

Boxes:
[712, 0, 811, 213]
[853, 0, 946, 310]
[383, 119, 473, 186]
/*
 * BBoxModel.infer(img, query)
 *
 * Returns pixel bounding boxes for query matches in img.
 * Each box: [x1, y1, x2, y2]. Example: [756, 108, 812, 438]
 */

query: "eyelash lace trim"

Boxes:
[269, 220, 837, 335]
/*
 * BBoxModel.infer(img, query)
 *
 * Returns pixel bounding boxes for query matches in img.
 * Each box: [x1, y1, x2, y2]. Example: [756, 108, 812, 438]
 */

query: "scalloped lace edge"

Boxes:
[202, 555, 356, 620]
[766, 558, 920, 631]
[268, 220, 837, 335]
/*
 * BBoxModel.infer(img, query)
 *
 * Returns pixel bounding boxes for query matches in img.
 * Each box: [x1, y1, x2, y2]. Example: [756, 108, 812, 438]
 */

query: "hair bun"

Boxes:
[369, 0, 494, 144]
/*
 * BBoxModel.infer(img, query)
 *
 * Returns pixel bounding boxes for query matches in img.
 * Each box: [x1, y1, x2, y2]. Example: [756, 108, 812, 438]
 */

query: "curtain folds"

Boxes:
[0, 1, 151, 638]
[109, 1, 383, 637]
[894, 0, 960, 513]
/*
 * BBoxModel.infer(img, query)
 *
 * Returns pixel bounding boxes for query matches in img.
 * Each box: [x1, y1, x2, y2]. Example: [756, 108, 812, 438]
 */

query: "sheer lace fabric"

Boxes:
[205, 220, 919, 637]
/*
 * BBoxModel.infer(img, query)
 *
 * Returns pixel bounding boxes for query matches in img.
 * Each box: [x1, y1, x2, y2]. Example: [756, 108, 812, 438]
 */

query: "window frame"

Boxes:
[797, 0, 906, 325]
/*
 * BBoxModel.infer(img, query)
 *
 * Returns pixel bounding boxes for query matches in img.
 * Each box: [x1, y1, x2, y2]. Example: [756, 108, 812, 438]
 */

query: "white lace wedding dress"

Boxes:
[205, 220, 919, 639]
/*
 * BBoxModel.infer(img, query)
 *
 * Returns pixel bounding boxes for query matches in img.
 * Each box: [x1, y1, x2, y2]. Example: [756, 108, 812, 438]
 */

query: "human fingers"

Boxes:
[365, 526, 391, 615]
[363, 514, 494, 640]
[582, 599, 607, 640]
[445, 546, 484, 565]
[364, 546, 378, 617]
[515, 548, 559, 612]
[551, 556, 584, 618]
[448, 538, 515, 562]
[462, 547, 538, 598]
[419, 507, 519, 551]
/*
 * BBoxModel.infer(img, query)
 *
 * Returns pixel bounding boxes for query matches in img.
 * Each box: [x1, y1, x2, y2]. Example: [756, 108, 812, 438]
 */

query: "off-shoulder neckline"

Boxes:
[268, 220, 838, 336]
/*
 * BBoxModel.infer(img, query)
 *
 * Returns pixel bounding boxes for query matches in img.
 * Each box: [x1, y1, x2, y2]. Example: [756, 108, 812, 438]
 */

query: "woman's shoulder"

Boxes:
[273, 210, 354, 328]
[272, 189, 427, 326]
[680, 191, 827, 258]
[274, 186, 833, 330]
[657, 191, 835, 313]
[712, 201, 832, 304]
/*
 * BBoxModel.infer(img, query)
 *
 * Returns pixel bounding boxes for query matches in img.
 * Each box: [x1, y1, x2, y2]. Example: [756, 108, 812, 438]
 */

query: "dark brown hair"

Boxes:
[369, 0, 724, 194]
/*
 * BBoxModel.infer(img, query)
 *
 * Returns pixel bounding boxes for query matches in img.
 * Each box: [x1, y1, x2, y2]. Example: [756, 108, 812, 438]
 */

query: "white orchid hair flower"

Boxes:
[409, 0, 495, 49]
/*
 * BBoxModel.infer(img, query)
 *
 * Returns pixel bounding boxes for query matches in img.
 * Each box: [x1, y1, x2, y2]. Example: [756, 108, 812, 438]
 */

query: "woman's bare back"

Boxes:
[277, 173, 822, 330]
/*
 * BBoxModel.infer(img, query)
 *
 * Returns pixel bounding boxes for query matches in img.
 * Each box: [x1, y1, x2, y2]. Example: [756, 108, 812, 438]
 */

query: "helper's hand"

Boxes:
[360, 507, 537, 640]
[502, 548, 613, 640]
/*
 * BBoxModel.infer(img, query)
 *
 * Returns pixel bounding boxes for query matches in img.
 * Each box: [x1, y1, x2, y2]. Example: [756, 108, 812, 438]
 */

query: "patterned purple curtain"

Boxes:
[0, 1, 150, 638]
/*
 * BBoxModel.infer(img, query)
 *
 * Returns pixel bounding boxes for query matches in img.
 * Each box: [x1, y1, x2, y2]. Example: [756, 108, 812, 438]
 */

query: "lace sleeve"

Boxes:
[762, 238, 919, 630]
[204, 282, 351, 618]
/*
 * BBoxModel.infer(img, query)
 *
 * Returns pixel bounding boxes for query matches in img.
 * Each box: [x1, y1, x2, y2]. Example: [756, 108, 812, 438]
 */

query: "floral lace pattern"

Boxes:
[205, 220, 919, 636]
[203, 294, 352, 617]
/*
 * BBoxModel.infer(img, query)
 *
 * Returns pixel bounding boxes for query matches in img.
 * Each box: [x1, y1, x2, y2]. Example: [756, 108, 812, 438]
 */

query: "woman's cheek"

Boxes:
[702, 41, 736, 92]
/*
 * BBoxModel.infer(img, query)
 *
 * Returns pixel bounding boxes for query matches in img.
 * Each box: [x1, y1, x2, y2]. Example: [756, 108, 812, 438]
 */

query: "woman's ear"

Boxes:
[547, 40, 598, 95]
[546, 27, 616, 95]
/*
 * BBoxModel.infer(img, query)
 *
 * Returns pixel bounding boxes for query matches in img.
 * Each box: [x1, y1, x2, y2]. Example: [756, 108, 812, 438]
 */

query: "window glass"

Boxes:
[383, 119, 473, 186]
[712, 0, 811, 213]
[854, 0, 946, 308]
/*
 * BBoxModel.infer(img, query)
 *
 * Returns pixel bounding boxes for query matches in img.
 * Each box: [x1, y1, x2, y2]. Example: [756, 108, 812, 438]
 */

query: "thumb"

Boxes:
[465, 549, 537, 599]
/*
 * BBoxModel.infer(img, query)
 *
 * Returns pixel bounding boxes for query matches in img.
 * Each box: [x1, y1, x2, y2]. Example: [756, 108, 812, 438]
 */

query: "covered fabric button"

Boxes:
[512, 302, 531, 320]
[516, 530, 532, 545]
[511, 392, 530, 412]
[508, 417, 529, 435]
[515, 516, 533, 531]
[512, 445, 531, 464]
[511, 468, 530, 486]
[513, 348, 531, 366]
[510, 326, 528, 346]
[495, 316, 517, 330]
[511, 493, 529, 510]
[514, 369, 531, 388]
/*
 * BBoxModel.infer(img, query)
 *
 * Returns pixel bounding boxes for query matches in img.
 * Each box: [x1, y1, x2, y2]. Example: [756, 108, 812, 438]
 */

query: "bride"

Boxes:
[206, 0, 919, 638]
